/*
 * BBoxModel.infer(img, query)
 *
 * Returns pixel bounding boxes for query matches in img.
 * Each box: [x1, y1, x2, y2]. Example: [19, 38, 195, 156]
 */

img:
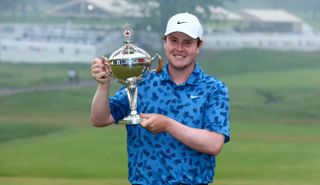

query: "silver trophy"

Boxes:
[101, 24, 163, 124]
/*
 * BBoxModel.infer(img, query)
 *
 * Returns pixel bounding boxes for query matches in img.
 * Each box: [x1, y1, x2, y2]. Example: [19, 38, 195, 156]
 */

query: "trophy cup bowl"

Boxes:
[101, 26, 162, 124]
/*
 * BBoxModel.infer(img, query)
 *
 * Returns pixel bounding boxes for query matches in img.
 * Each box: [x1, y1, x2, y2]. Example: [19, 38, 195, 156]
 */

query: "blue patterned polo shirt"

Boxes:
[110, 63, 230, 185]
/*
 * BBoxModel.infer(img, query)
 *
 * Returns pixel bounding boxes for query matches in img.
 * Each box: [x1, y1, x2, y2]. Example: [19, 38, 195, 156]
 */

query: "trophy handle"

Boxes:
[151, 53, 163, 73]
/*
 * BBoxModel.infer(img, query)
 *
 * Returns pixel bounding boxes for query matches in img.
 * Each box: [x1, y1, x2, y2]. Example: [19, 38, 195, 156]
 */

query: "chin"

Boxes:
[171, 63, 189, 71]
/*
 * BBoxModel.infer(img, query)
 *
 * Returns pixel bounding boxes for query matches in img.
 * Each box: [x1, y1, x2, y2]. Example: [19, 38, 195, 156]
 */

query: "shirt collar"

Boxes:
[160, 63, 203, 86]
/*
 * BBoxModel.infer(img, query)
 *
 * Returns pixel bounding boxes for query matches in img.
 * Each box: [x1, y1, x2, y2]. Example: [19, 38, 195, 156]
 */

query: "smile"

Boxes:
[173, 54, 185, 58]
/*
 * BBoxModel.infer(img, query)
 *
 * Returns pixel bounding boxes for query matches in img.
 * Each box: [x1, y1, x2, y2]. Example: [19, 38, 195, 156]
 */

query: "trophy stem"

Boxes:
[124, 77, 141, 124]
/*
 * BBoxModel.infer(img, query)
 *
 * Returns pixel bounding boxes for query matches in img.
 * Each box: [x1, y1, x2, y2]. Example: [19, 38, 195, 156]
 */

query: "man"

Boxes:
[91, 12, 230, 185]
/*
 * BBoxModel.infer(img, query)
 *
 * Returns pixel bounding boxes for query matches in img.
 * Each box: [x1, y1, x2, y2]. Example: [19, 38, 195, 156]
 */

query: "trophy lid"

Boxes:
[109, 24, 151, 62]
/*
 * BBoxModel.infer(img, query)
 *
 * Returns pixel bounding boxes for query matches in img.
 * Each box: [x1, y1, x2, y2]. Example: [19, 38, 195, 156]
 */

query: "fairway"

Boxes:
[1, 119, 319, 185]
[1, 49, 320, 185]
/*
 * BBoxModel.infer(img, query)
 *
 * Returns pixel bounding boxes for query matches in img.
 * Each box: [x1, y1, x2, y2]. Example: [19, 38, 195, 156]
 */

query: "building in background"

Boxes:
[203, 8, 320, 52]
[242, 9, 303, 33]
[1, 1, 320, 63]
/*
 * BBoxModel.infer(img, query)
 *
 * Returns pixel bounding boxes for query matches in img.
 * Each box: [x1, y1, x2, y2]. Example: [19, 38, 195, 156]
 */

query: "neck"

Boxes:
[168, 63, 195, 85]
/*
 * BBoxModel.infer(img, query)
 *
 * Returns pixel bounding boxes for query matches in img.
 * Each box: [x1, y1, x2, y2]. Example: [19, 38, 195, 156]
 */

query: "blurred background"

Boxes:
[0, 0, 320, 185]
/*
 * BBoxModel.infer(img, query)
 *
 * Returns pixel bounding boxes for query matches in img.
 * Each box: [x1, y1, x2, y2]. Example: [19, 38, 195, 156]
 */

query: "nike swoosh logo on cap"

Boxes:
[177, 21, 187, 24]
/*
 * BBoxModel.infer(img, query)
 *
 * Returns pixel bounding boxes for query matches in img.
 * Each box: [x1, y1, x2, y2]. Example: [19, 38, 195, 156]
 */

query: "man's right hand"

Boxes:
[91, 57, 112, 84]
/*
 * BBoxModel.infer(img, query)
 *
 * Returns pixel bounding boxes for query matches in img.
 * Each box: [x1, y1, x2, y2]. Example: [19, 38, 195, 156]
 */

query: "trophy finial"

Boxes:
[123, 23, 134, 43]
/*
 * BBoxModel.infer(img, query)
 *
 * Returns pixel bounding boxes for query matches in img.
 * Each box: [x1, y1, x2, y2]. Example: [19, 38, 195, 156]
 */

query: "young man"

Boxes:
[91, 12, 230, 185]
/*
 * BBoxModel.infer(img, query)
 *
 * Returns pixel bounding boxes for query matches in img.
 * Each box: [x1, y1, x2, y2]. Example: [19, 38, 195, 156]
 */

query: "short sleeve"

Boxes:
[204, 81, 230, 143]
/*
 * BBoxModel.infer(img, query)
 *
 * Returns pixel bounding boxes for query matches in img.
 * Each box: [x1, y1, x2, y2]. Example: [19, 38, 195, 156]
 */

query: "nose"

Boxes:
[175, 42, 184, 51]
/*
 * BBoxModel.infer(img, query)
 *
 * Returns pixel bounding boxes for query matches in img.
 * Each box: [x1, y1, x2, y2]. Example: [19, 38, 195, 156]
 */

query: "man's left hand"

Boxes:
[140, 113, 170, 134]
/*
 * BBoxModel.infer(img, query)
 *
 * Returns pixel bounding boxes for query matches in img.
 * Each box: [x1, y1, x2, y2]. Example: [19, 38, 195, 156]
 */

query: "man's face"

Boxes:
[163, 32, 202, 71]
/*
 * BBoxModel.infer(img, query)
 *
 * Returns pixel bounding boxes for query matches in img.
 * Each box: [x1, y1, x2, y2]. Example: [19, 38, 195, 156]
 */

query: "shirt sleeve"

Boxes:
[204, 81, 230, 143]
[109, 87, 131, 124]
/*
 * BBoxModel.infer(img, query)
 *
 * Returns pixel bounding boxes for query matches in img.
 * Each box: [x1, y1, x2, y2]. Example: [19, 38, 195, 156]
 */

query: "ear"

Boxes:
[163, 38, 167, 50]
[198, 40, 203, 48]
[196, 41, 203, 54]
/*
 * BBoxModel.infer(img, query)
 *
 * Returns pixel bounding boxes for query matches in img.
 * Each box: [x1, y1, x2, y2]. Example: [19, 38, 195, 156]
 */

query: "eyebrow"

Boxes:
[168, 35, 194, 42]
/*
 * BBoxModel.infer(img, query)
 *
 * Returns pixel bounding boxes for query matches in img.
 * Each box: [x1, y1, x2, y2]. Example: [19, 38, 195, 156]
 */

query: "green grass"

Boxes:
[219, 123, 320, 181]
[0, 123, 63, 142]
[0, 177, 129, 185]
[1, 118, 319, 184]
[0, 88, 94, 126]
[0, 62, 91, 88]
[0, 127, 127, 179]
[199, 49, 320, 77]
[226, 68, 320, 124]
[1, 49, 320, 184]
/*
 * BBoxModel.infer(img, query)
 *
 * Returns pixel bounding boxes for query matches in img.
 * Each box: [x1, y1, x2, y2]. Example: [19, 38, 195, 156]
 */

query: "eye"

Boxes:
[184, 40, 193, 46]
[169, 38, 177, 43]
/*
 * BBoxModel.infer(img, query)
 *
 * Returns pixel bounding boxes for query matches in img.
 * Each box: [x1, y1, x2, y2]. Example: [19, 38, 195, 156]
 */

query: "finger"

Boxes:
[92, 76, 107, 84]
[104, 63, 112, 73]
[140, 114, 151, 127]
[91, 62, 105, 71]
[141, 117, 152, 128]
[92, 71, 107, 79]
[140, 119, 147, 127]
[92, 62, 103, 67]
[91, 63, 111, 76]
[96, 57, 112, 73]
[92, 62, 111, 74]
[92, 66, 106, 74]
[92, 74, 103, 82]
[97, 71, 107, 78]
[140, 113, 147, 119]
[91, 59, 102, 67]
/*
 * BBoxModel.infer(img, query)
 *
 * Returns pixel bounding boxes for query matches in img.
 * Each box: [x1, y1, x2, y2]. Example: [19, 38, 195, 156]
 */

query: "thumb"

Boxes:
[140, 113, 152, 127]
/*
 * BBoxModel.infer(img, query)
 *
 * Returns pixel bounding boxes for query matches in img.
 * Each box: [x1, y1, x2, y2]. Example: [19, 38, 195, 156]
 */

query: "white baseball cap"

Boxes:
[164, 12, 203, 40]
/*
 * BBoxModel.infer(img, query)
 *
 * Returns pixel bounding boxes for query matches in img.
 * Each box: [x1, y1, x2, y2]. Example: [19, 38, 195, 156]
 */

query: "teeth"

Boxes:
[174, 55, 184, 58]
